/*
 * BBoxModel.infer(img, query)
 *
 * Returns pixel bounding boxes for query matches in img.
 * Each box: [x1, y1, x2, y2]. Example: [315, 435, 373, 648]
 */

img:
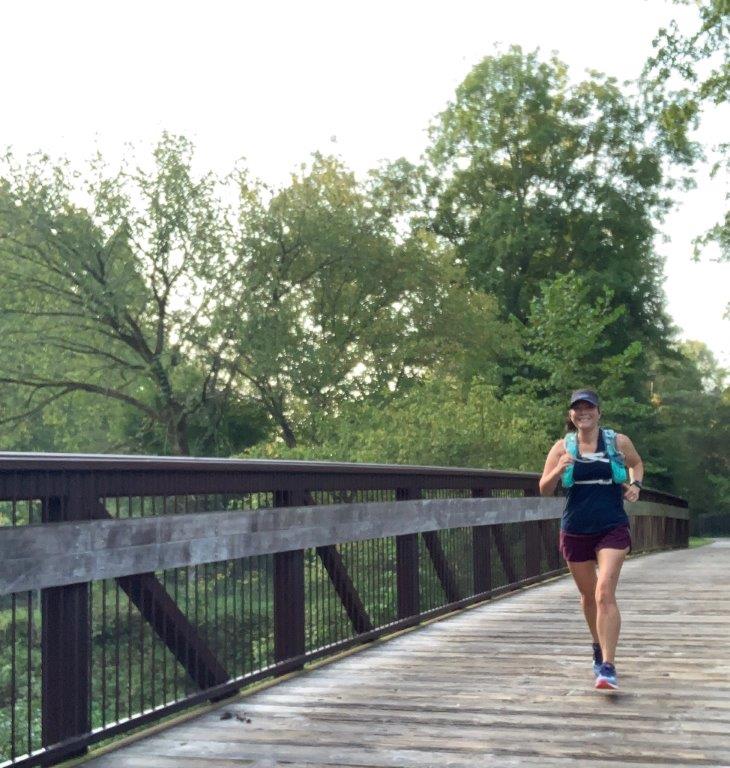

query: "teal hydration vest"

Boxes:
[561, 428, 628, 488]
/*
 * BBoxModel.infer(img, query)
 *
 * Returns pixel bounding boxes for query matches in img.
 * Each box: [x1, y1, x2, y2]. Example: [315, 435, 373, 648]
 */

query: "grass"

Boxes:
[689, 536, 715, 548]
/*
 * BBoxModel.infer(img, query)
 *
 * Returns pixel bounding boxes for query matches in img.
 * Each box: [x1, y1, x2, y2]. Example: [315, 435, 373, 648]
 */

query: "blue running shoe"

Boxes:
[595, 662, 618, 690]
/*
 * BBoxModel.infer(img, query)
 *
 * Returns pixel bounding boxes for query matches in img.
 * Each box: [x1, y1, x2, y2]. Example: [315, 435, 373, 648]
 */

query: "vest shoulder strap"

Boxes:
[564, 432, 578, 456]
[602, 427, 629, 484]
[602, 428, 618, 456]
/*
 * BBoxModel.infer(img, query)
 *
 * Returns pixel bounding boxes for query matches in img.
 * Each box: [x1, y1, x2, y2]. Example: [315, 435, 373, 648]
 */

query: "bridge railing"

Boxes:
[692, 512, 730, 537]
[0, 453, 689, 768]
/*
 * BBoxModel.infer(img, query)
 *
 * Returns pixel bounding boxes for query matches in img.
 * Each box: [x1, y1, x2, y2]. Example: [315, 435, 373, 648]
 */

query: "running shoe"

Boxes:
[595, 662, 618, 690]
[592, 660, 602, 677]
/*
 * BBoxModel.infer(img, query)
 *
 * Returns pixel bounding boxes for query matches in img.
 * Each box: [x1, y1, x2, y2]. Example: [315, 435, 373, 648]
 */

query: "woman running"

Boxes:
[539, 389, 644, 690]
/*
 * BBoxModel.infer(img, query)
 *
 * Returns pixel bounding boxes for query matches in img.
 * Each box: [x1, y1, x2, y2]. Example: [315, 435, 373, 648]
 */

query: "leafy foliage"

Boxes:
[219, 154, 480, 447]
[427, 47, 672, 363]
[648, 341, 730, 515]
[510, 272, 649, 436]
[0, 143, 486, 453]
[255, 375, 549, 472]
[644, 0, 730, 261]
[0, 135, 261, 455]
[0, 41, 726, 521]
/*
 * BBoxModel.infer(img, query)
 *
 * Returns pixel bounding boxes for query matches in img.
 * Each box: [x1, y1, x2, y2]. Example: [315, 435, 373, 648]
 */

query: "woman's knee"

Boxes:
[595, 582, 617, 609]
[580, 590, 596, 608]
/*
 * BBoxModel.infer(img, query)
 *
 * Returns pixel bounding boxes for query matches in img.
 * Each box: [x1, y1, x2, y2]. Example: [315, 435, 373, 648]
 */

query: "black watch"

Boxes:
[630, 480, 643, 489]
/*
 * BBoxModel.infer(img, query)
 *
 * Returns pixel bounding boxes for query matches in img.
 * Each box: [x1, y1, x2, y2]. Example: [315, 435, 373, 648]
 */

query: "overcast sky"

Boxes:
[2, 0, 728, 365]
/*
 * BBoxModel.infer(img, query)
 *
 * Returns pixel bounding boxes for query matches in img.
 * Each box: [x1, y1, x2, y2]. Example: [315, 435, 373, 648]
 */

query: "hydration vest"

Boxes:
[561, 428, 628, 488]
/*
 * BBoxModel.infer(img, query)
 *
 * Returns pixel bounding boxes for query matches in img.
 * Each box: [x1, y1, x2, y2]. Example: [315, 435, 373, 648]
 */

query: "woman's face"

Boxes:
[569, 400, 600, 430]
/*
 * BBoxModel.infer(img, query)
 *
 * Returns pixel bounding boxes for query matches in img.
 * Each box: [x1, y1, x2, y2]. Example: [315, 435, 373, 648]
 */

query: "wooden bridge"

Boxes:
[81, 541, 730, 768]
[1, 454, 718, 768]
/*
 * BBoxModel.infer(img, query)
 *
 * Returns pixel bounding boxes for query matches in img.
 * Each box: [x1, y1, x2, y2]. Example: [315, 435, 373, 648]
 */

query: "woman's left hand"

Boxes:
[623, 484, 640, 503]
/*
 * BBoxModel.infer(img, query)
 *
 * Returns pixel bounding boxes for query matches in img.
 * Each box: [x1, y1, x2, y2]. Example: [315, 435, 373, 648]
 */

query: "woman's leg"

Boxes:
[567, 559, 598, 641]
[595, 546, 630, 664]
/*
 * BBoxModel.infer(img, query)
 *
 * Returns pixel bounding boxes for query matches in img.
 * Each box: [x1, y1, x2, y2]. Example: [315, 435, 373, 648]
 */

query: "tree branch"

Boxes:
[0, 375, 159, 422]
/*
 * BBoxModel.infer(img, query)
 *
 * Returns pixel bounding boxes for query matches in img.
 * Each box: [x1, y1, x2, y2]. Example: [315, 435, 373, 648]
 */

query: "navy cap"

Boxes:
[570, 389, 600, 408]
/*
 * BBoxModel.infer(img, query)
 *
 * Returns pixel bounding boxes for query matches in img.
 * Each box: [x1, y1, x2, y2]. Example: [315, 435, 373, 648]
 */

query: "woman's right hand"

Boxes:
[555, 451, 575, 474]
[540, 441, 574, 496]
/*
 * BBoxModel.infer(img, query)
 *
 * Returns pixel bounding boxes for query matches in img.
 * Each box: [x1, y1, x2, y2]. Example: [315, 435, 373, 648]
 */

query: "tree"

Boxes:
[644, 0, 729, 262]
[0, 383, 134, 453]
[509, 272, 649, 437]
[644, 2, 729, 138]
[212, 153, 519, 448]
[0, 135, 269, 455]
[648, 341, 729, 517]
[1, 138, 498, 454]
[427, 47, 673, 360]
[255, 375, 549, 473]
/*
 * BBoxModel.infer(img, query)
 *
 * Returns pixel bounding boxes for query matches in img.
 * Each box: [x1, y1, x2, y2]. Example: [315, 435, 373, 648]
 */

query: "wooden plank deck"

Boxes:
[79, 541, 730, 768]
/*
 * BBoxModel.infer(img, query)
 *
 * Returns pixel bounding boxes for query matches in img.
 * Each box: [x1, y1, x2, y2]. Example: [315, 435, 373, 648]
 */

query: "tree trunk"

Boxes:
[280, 418, 297, 449]
[271, 407, 297, 448]
[167, 409, 191, 456]
[266, 392, 297, 448]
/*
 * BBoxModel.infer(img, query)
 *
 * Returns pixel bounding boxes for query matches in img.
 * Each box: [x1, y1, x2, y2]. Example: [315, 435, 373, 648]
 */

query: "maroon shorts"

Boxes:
[559, 525, 631, 563]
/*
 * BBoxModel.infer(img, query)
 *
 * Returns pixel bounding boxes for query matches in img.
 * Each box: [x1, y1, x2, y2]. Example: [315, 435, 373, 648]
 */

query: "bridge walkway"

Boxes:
[79, 541, 730, 768]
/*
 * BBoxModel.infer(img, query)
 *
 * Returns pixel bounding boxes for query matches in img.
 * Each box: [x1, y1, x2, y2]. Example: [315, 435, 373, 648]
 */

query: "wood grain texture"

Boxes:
[1, 499, 687, 595]
[80, 541, 730, 768]
[3, 496, 681, 595]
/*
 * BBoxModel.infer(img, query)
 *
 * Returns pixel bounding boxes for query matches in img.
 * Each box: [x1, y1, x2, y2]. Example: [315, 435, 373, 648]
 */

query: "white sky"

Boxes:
[2, 0, 728, 365]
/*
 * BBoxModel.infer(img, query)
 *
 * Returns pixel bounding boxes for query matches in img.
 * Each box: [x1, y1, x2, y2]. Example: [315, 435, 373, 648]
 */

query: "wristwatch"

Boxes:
[630, 480, 643, 489]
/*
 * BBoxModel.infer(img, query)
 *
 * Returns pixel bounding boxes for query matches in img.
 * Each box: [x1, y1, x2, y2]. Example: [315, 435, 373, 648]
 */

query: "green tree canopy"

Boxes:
[217, 153, 474, 447]
[427, 47, 673, 360]
[643, 0, 729, 264]
[255, 375, 549, 473]
[648, 341, 729, 516]
[0, 137, 513, 454]
[0, 135, 246, 455]
[510, 271, 649, 436]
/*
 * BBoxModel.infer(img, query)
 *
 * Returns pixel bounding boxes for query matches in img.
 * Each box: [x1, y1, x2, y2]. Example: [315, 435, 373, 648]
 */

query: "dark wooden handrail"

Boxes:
[0, 451, 539, 475]
[0, 451, 688, 506]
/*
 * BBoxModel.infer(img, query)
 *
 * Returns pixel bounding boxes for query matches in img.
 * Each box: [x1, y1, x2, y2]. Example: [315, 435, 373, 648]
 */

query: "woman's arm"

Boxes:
[539, 439, 574, 496]
[617, 433, 643, 502]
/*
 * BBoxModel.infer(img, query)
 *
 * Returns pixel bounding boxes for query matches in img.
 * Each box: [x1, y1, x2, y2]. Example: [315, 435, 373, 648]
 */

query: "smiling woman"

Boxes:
[539, 388, 644, 692]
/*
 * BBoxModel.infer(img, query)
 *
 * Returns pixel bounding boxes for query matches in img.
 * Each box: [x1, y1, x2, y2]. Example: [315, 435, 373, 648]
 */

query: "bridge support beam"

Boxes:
[316, 545, 373, 634]
[89, 503, 231, 695]
[472, 525, 493, 595]
[41, 489, 91, 756]
[396, 488, 420, 620]
[491, 524, 519, 585]
[422, 531, 461, 603]
[273, 490, 306, 670]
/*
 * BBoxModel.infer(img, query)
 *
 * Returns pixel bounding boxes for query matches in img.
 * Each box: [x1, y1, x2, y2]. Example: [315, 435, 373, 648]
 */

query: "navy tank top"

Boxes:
[562, 429, 628, 534]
